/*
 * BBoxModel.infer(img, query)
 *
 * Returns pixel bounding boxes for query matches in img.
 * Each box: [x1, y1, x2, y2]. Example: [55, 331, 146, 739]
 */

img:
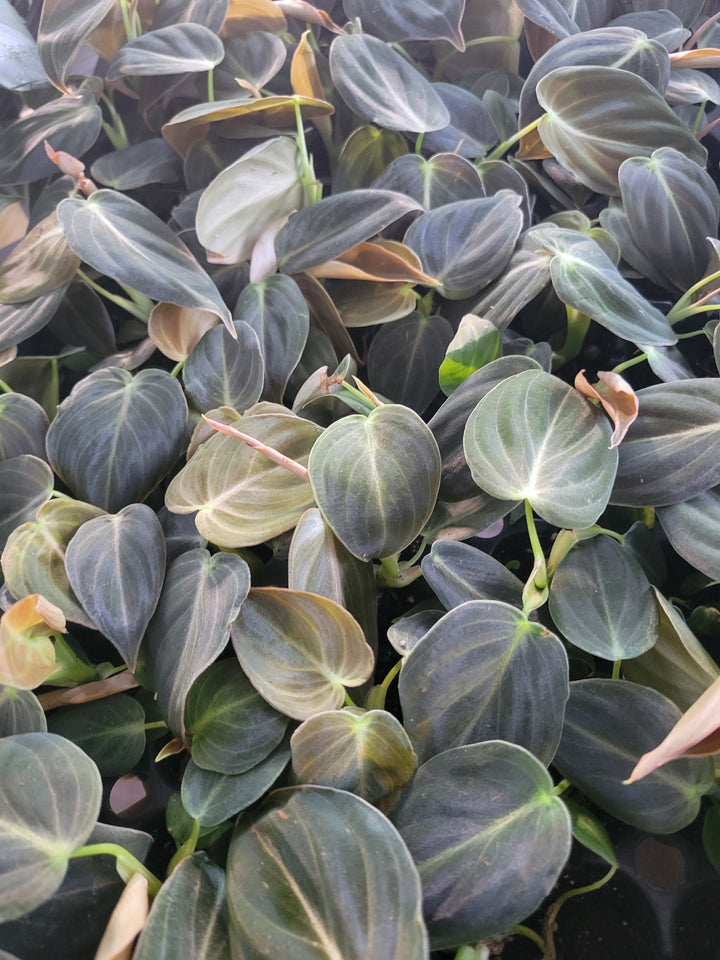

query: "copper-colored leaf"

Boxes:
[626, 672, 720, 783]
[332, 279, 416, 327]
[574, 369, 638, 448]
[0, 202, 28, 250]
[0, 593, 65, 690]
[37, 670, 138, 711]
[516, 124, 552, 161]
[291, 30, 324, 101]
[307, 239, 440, 285]
[0, 211, 80, 304]
[669, 48, 720, 70]
[223, 0, 287, 35]
[94, 872, 149, 960]
[148, 302, 219, 362]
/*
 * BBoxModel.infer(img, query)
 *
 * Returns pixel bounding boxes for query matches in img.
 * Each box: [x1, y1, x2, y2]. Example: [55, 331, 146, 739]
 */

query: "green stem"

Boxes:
[47, 357, 59, 420]
[612, 659, 622, 680]
[117, 283, 154, 315]
[522, 501, 548, 616]
[77, 270, 151, 323]
[542, 865, 617, 960]
[374, 659, 402, 710]
[119, 0, 138, 41]
[485, 116, 542, 162]
[668, 301, 720, 324]
[668, 268, 720, 319]
[553, 307, 591, 369]
[512, 923, 546, 953]
[0, 378, 13, 394]
[293, 97, 321, 205]
[692, 100, 708, 137]
[612, 352, 648, 375]
[553, 778, 570, 796]
[70, 843, 162, 897]
[170, 359, 186, 378]
[100, 93, 130, 151]
[143, 720, 168, 731]
[167, 818, 200, 875]
[207, 67, 215, 103]
[415, 132, 424, 154]
[344, 690, 359, 708]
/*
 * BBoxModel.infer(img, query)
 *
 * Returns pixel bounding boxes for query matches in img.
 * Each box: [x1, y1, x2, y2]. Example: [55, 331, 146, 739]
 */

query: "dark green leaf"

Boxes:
[553, 679, 714, 832]
[0, 732, 102, 922]
[342, 0, 465, 48]
[64, 503, 166, 670]
[329, 33, 449, 133]
[0, 393, 48, 462]
[373, 153, 484, 209]
[0, 684, 46, 736]
[565, 798, 617, 867]
[57, 190, 233, 329]
[185, 659, 288, 774]
[391, 741, 572, 949]
[106, 23, 224, 80]
[421, 539, 524, 609]
[183, 320, 264, 413]
[141, 547, 251, 738]
[90, 138, 182, 190]
[658, 487, 720, 582]
[0, 3, 48, 91]
[0, 454, 53, 548]
[227, 786, 429, 959]
[46, 367, 188, 512]
[422, 84, 498, 158]
[0, 285, 68, 351]
[399, 600, 568, 764]
[37, 0, 116, 95]
[308, 404, 441, 561]
[46, 694, 146, 777]
[333, 126, 408, 193]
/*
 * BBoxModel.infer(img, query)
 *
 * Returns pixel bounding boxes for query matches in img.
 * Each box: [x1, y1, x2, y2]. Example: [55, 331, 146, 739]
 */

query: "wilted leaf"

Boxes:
[574, 369, 638, 447]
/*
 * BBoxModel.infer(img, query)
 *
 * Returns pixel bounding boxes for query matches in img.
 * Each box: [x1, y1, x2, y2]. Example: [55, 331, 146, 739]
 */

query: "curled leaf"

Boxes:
[574, 369, 638, 447]
[0, 593, 66, 690]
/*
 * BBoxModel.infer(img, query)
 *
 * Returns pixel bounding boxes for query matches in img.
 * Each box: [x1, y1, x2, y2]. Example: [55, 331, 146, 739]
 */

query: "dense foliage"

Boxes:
[1, 0, 720, 957]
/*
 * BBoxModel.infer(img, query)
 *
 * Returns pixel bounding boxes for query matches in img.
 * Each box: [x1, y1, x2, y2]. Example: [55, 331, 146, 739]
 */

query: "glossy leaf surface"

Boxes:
[64, 504, 166, 670]
[46, 368, 187, 512]
[399, 600, 568, 764]
[231, 587, 374, 720]
[391, 742, 572, 948]
[464, 369, 618, 529]
[106, 23, 224, 80]
[308, 404, 441, 561]
[37, 0, 116, 95]
[227, 786, 429, 959]
[342, 0, 465, 48]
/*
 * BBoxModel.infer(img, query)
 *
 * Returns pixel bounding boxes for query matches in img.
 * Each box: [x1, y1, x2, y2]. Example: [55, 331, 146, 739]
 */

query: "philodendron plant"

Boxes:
[2, 0, 720, 956]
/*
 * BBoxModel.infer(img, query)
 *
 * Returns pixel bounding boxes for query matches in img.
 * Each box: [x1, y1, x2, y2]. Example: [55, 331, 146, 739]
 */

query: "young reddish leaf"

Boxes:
[626, 672, 720, 783]
[0, 594, 65, 690]
[575, 369, 638, 448]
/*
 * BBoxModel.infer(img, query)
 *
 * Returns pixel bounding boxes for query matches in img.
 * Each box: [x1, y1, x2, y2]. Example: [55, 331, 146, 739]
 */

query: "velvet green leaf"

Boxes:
[195, 137, 304, 266]
[308, 404, 441, 561]
[2, 499, 105, 627]
[657, 487, 720, 582]
[0, 1, 48, 91]
[536, 65, 706, 194]
[227, 786, 429, 960]
[553, 680, 714, 833]
[423, 83, 498, 158]
[165, 409, 321, 548]
[0, 685, 46, 737]
[231, 588, 375, 720]
[141, 547, 251, 739]
[399, 600, 568, 764]
[0, 393, 48, 462]
[290, 708, 417, 802]
[46, 694, 146, 777]
[421, 539, 524, 609]
[0, 455, 53, 549]
[46, 367, 188, 512]
[404, 194, 523, 300]
[234, 275, 309, 403]
[333, 126, 408, 193]
[342, 0, 465, 48]
[57, 190, 233, 329]
[37, 0, 116, 95]
[133, 854, 230, 960]
[182, 321, 264, 414]
[181, 738, 291, 827]
[0, 732, 102, 923]
[275, 189, 423, 275]
[391, 741, 572, 949]
[529, 224, 677, 346]
[548, 535, 658, 660]
[185, 658, 288, 774]
[90, 138, 182, 190]
[373, 153, 484, 210]
[618, 147, 720, 291]
[64, 503, 166, 670]
[611, 379, 720, 506]
[464, 369, 618, 529]
[329, 33, 450, 133]
[106, 23, 224, 80]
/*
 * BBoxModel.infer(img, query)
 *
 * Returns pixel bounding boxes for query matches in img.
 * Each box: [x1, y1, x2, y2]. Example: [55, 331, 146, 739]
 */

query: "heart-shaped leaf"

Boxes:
[37, 0, 116, 95]
[57, 190, 233, 330]
[548, 535, 658, 660]
[0, 454, 53, 549]
[195, 136, 304, 265]
[90, 138, 182, 191]
[536, 65, 706, 194]
[373, 153, 484, 209]
[0, 732, 102, 922]
[165, 408, 321, 547]
[46, 367, 188, 512]
[391, 741, 572, 949]
[106, 23, 224, 80]
[0, 393, 48, 462]
[46, 693, 146, 777]
[185, 658, 288, 774]
[553, 679, 714, 832]
[464, 368, 618, 529]
[141, 547, 251, 738]
[399, 600, 568, 764]
[231, 587, 375, 720]
[182, 320, 264, 413]
[227, 785, 429, 959]
[290, 708, 417, 802]
[342, 0, 465, 48]
[64, 503, 166, 670]
[308, 403, 441, 560]
[2, 498, 105, 627]
[329, 33, 450, 133]
[0, 684, 46, 736]
[421, 539, 524, 609]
